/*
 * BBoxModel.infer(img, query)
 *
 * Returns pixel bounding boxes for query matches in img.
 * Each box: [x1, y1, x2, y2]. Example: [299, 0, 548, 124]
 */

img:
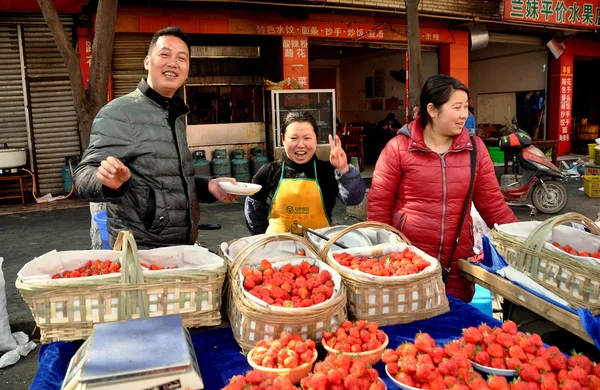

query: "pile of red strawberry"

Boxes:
[458, 321, 600, 390]
[459, 321, 544, 371]
[332, 248, 430, 277]
[221, 369, 298, 390]
[551, 242, 600, 259]
[52, 259, 121, 279]
[241, 260, 335, 308]
[382, 331, 489, 390]
[322, 320, 387, 353]
[250, 331, 317, 370]
[300, 353, 385, 389]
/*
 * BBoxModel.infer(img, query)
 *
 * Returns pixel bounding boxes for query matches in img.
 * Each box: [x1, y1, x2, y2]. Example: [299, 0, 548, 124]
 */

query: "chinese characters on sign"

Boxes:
[558, 65, 573, 142]
[257, 21, 385, 41]
[77, 35, 92, 89]
[504, 0, 600, 28]
[283, 37, 309, 89]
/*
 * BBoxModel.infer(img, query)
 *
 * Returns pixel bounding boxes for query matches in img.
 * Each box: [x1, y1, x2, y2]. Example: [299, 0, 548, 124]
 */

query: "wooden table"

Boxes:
[0, 173, 30, 205]
[482, 138, 559, 174]
[458, 259, 594, 345]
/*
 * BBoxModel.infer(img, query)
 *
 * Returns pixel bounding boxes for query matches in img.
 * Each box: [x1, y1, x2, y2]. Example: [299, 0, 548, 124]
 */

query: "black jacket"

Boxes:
[75, 79, 214, 248]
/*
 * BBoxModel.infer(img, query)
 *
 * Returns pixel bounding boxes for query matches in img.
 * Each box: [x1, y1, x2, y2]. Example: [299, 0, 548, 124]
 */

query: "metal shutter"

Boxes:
[24, 23, 80, 196]
[0, 24, 27, 149]
[0, 24, 29, 199]
[112, 34, 151, 98]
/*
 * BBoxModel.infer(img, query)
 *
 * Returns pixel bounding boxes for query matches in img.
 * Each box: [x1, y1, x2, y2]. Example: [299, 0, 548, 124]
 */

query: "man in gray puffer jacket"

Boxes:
[75, 27, 236, 249]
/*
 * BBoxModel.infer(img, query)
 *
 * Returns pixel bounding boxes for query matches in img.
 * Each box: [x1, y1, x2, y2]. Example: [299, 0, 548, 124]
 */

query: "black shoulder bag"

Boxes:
[442, 136, 477, 284]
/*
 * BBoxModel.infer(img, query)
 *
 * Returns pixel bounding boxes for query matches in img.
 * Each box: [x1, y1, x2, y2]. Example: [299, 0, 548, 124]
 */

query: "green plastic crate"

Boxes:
[487, 146, 505, 164]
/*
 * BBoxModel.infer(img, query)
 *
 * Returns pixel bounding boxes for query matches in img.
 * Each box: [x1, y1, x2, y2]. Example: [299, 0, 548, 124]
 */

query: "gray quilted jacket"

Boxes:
[75, 79, 213, 249]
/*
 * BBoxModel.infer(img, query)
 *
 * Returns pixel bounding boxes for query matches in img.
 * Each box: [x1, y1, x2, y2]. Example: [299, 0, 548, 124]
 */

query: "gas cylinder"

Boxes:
[231, 149, 250, 183]
[192, 150, 211, 178]
[211, 149, 231, 178]
[62, 156, 78, 194]
[250, 147, 269, 176]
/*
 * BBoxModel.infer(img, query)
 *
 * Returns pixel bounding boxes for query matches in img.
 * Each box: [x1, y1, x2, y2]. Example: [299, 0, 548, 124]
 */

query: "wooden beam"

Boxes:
[458, 259, 594, 345]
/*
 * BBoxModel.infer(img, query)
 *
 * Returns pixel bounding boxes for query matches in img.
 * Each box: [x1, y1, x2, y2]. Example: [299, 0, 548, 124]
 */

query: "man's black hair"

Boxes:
[148, 26, 191, 56]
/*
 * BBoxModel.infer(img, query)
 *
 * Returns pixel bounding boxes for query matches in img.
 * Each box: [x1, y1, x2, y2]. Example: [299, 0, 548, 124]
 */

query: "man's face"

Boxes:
[144, 35, 189, 98]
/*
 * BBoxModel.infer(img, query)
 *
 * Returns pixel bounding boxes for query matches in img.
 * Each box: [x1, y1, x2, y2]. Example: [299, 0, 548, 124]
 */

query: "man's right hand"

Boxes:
[96, 156, 131, 190]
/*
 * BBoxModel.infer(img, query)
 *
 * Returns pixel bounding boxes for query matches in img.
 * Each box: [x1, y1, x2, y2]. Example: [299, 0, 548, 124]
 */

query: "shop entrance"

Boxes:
[572, 59, 600, 154]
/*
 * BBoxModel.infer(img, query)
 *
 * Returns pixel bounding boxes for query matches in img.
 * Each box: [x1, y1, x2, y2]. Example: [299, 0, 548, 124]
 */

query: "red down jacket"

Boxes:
[367, 120, 518, 302]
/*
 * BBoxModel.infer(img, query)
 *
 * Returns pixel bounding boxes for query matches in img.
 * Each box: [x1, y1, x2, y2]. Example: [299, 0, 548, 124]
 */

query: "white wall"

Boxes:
[338, 51, 438, 123]
[469, 42, 547, 123]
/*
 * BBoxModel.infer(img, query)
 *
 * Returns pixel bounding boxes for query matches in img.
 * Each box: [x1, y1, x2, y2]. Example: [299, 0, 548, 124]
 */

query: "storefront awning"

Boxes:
[0, 0, 84, 14]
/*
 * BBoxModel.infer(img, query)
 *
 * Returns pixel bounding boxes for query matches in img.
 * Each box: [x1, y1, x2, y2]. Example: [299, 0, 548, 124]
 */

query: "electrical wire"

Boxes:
[20, 159, 75, 203]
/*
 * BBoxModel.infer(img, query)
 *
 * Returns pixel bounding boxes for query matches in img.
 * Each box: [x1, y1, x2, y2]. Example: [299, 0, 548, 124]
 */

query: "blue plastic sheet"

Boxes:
[30, 296, 501, 390]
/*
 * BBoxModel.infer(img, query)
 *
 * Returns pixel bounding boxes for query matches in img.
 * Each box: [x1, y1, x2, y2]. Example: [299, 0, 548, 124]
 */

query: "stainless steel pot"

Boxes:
[0, 144, 27, 169]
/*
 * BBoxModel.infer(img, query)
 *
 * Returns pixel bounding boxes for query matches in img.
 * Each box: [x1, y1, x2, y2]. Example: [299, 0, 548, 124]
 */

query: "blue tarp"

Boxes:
[31, 296, 502, 390]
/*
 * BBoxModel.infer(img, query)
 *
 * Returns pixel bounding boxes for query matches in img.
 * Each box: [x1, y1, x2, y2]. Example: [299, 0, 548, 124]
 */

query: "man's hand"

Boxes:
[208, 177, 238, 203]
[328, 134, 349, 174]
[96, 156, 131, 190]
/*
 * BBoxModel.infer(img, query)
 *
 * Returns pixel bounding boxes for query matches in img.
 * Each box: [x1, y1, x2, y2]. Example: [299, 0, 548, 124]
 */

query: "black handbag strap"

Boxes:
[442, 136, 477, 283]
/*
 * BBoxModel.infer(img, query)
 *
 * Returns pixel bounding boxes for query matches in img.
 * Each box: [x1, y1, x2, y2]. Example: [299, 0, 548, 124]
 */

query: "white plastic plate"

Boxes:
[218, 181, 262, 195]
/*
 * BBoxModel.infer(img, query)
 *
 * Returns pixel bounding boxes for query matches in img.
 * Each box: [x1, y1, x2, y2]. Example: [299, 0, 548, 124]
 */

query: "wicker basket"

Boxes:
[319, 222, 449, 326]
[492, 213, 600, 314]
[16, 231, 227, 343]
[226, 234, 347, 353]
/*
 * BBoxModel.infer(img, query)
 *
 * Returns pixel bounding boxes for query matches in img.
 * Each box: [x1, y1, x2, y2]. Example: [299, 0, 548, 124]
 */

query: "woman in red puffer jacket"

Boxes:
[367, 75, 518, 302]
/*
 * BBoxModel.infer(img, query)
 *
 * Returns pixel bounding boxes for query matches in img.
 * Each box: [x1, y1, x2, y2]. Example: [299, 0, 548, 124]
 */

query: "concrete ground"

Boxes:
[0, 174, 598, 389]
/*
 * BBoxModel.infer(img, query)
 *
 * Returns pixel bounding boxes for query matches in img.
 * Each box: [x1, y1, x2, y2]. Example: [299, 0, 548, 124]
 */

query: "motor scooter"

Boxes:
[499, 118, 567, 216]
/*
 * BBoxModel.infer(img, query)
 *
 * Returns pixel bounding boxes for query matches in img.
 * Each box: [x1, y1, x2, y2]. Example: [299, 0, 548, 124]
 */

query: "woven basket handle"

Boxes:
[113, 230, 149, 320]
[518, 213, 600, 276]
[319, 221, 411, 258]
[230, 234, 320, 286]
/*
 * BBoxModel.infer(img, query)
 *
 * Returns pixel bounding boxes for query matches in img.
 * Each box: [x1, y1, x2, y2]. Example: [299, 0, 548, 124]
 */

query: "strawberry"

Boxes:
[531, 356, 552, 372]
[507, 357, 522, 370]
[569, 367, 590, 386]
[491, 357, 507, 370]
[474, 351, 492, 367]
[478, 323, 493, 335]
[387, 361, 399, 375]
[569, 353, 593, 374]
[430, 346, 446, 364]
[415, 362, 437, 383]
[487, 343, 505, 359]
[563, 379, 583, 390]
[502, 321, 518, 335]
[464, 327, 483, 344]
[489, 375, 511, 390]
[594, 364, 600, 379]
[518, 364, 541, 383]
[415, 332, 436, 354]
[510, 379, 530, 390]
[439, 358, 459, 377]
[497, 333, 515, 348]
[382, 348, 399, 364]
[396, 372, 416, 387]
[509, 345, 528, 361]
[588, 374, 600, 390]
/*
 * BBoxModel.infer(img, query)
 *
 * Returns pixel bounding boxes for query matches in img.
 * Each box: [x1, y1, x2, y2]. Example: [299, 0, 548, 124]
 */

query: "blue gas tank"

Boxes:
[62, 156, 78, 194]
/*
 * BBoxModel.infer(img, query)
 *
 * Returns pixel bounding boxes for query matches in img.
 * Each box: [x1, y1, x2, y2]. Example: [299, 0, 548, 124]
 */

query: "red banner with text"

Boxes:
[504, 0, 600, 28]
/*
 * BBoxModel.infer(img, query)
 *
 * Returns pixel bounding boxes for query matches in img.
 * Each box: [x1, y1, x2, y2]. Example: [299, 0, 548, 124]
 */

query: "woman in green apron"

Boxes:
[244, 111, 366, 234]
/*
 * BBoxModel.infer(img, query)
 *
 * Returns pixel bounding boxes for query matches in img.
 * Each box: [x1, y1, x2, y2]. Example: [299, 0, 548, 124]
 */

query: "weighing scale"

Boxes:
[61, 314, 204, 390]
